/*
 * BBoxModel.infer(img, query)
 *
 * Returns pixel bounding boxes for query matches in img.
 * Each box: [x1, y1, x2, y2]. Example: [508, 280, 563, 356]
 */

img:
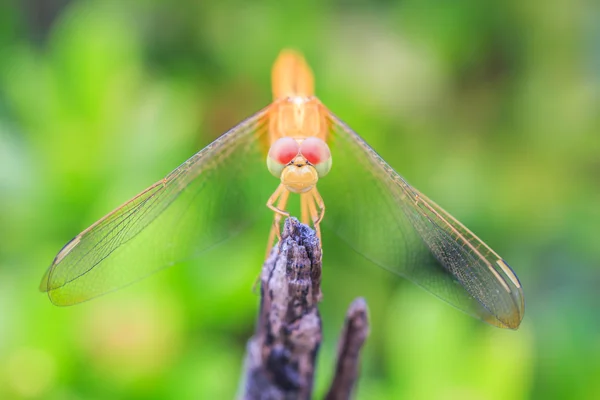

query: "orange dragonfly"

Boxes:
[40, 50, 524, 329]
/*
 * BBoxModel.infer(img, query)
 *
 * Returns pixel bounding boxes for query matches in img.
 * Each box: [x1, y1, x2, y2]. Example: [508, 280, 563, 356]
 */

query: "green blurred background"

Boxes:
[1, 0, 599, 399]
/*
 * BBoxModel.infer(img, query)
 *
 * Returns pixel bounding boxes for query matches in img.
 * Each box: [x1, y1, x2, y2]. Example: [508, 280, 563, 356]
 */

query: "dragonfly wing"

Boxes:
[41, 107, 273, 305]
[321, 112, 524, 329]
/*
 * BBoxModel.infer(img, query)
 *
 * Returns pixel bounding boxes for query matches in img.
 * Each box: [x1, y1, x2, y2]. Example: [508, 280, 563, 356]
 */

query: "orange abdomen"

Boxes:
[271, 50, 315, 100]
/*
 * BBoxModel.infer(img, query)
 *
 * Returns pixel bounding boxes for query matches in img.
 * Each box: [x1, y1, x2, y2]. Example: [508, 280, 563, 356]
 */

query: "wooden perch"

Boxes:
[325, 298, 370, 400]
[239, 218, 370, 400]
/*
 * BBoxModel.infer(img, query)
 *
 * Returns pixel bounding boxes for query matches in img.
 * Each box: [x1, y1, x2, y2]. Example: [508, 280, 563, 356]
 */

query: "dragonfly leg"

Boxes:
[312, 187, 325, 224]
[266, 184, 290, 218]
[256, 185, 291, 293]
[266, 184, 291, 257]
[272, 189, 290, 240]
[307, 188, 325, 244]
[300, 192, 310, 225]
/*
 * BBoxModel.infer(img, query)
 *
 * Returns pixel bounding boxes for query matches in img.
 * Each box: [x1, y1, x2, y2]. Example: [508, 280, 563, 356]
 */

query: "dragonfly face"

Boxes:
[40, 49, 524, 330]
[266, 137, 319, 194]
[266, 136, 332, 194]
[280, 158, 318, 194]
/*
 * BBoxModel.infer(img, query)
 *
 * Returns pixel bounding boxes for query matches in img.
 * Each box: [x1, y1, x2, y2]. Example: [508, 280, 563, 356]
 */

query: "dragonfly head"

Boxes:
[280, 158, 319, 193]
[267, 137, 333, 193]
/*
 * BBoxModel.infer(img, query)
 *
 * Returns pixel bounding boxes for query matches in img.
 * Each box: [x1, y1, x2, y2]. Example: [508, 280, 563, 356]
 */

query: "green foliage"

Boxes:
[0, 0, 598, 398]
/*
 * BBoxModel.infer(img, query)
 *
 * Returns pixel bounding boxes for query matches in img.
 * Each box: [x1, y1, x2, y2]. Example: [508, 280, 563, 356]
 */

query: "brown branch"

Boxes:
[325, 298, 370, 400]
[240, 218, 369, 400]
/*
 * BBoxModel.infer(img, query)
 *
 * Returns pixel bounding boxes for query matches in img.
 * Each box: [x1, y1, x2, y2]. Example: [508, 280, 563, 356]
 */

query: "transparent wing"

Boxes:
[321, 112, 524, 329]
[40, 107, 273, 305]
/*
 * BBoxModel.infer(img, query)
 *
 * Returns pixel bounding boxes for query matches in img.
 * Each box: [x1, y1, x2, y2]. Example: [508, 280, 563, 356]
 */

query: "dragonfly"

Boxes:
[40, 50, 524, 329]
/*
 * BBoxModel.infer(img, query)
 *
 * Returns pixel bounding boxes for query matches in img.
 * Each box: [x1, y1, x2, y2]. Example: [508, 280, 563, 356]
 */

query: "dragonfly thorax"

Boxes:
[269, 97, 328, 142]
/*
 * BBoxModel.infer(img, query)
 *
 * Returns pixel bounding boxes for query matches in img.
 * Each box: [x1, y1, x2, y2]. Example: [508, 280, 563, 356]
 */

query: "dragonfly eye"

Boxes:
[300, 137, 332, 177]
[267, 137, 300, 177]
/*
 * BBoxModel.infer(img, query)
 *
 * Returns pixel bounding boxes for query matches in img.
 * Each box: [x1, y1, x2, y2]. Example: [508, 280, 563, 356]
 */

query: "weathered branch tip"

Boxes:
[240, 218, 369, 400]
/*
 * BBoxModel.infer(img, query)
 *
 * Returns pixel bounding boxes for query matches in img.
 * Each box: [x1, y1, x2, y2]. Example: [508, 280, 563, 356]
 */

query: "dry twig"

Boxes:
[240, 218, 369, 400]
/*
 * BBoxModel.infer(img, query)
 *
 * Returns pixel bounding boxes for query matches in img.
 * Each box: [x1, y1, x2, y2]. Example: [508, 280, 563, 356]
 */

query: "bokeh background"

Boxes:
[1, 0, 599, 399]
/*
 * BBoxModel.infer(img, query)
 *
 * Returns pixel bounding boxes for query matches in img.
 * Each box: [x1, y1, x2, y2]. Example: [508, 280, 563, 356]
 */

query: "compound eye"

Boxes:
[300, 137, 332, 177]
[267, 137, 299, 177]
